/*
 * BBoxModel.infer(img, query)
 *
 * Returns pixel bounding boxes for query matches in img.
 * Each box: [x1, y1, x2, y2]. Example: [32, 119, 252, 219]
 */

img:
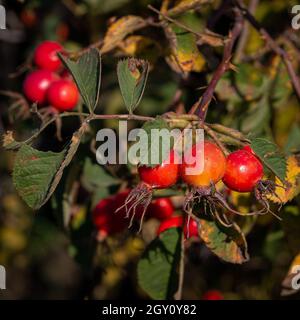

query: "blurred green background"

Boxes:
[0, 0, 300, 300]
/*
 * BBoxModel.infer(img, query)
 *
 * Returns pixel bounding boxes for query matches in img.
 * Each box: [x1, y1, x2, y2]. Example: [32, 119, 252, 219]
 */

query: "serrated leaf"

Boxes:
[250, 137, 287, 183]
[13, 145, 66, 209]
[101, 15, 147, 54]
[199, 216, 249, 264]
[267, 155, 300, 204]
[13, 126, 86, 210]
[284, 125, 300, 154]
[165, 14, 205, 74]
[241, 96, 270, 135]
[117, 58, 149, 113]
[137, 228, 181, 300]
[59, 48, 101, 113]
[81, 158, 120, 191]
[139, 117, 173, 167]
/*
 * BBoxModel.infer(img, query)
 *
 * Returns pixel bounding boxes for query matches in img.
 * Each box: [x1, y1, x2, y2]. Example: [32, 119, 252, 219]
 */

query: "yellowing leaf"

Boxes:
[167, 0, 213, 16]
[267, 155, 300, 204]
[101, 16, 147, 54]
[165, 23, 205, 73]
[117, 35, 161, 64]
[199, 217, 249, 264]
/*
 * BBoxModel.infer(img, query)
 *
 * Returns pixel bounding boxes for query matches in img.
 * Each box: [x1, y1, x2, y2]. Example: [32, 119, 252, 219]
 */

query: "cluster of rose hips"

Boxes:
[138, 141, 263, 193]
[92, 189, 199, 241]
[93, 140, 265, 238]
[23, 40, 79, 112]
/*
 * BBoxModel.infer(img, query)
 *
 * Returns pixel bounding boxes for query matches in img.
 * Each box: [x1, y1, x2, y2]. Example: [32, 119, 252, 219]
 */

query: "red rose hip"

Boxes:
[149, 198, 174, 220]
[157, 215, 183, 235]
[23, 69, 58, 104]
[47, 79, 79, 111]
[138, 150, 180, 188]
[181, 141, 226, 187]
[34, 40, 63, 71]
[222, 149, 264, 192]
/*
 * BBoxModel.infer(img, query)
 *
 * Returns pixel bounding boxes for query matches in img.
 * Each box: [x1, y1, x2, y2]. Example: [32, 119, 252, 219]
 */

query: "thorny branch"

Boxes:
[188, 9, 244, 120]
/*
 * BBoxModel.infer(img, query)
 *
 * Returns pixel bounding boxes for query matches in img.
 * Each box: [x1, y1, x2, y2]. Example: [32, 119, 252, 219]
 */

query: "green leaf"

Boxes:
[139, 117, 174, 167]
[59, 48, 101, 113]
[199, 216, 249, 264]
[284, 124, 300, 154]
[250, 137, 287, 183]
[13, 145, 66, 209]
[13, 126, 86, 210]
[81, 158, 120, 191]
[117, 58, 149, 114]
[137, 228, 181, 300]
[165, 13, 205, 74]
[101, 15, 146, 54]
[241, 98, 270, 135]
[91, 188, 110, 209]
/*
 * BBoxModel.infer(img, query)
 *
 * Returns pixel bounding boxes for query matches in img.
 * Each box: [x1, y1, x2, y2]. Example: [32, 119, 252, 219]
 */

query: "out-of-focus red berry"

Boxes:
[148, 198, 174, 220]
[23, 70, 58, 104]
[47, 79, 79, 111]
[34, 41, 63, 71]
[202, 290, 224, 300]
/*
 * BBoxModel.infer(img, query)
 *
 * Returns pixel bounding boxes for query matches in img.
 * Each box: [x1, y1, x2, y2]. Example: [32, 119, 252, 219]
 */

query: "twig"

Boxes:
[203, 124, 230, 156]
[189, 9, 244, 120]
[234, 0, 300, 100]
[9, 55, 32, 78]
[234, 0, 259, 62]
[148, 5, 224, 47]
[174, 231, 185, 300]
[89, 114, 154, 122]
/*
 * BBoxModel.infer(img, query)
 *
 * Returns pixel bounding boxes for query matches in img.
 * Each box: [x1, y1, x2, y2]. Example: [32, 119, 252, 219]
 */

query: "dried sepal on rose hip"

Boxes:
[182, 141, 227, 221]
[116, 150, 180, 231]
[182, 141, 271, 226]
[222, 146, 264, 193]
[93, 189, 146, 240]
[223, 145, 283, 218]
